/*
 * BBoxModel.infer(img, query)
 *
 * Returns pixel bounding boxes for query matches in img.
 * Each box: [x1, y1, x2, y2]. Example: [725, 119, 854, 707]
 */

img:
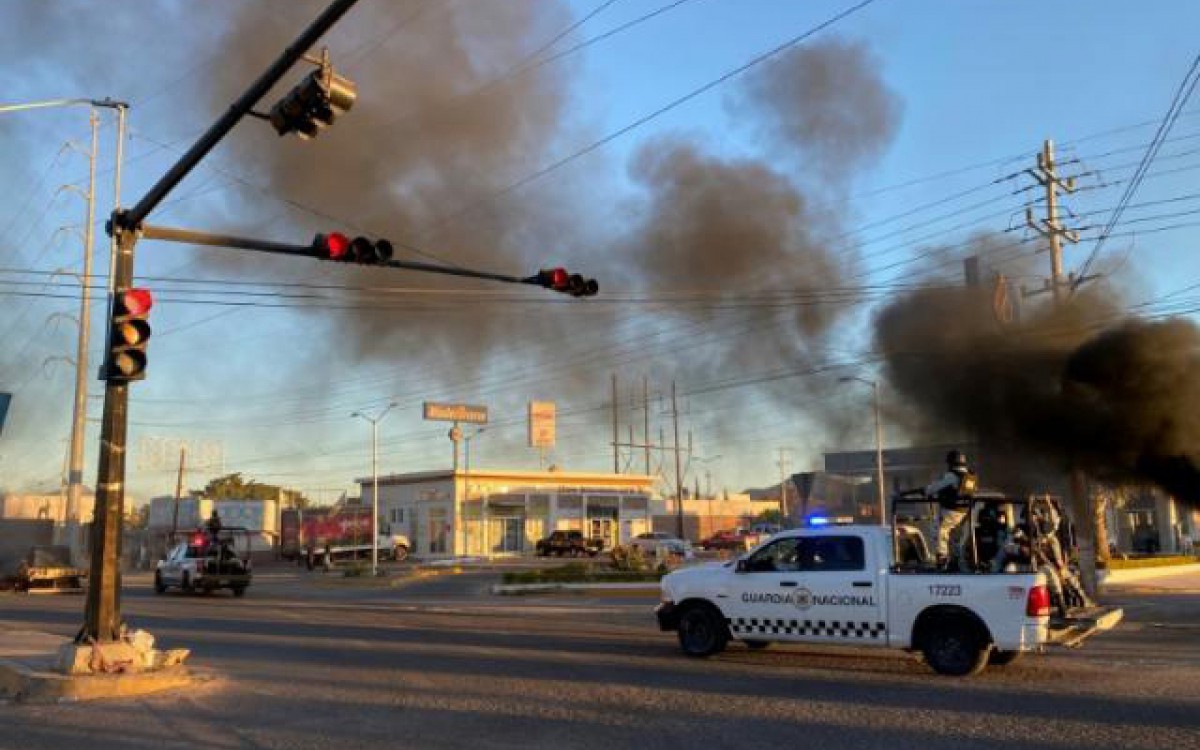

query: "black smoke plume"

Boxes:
[874, 255, 1200, 508]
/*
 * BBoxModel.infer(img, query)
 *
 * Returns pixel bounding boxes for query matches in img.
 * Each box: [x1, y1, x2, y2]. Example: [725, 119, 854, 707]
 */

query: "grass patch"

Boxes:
[502, 562, 664, 585]
[1101, 555, 1199, 570]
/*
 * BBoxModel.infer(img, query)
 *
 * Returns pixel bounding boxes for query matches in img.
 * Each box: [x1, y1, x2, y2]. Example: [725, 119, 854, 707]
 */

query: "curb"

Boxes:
[491, 581, 660, 595]
[0, 659, 199, 704]
[1101, 563, 1200, 584]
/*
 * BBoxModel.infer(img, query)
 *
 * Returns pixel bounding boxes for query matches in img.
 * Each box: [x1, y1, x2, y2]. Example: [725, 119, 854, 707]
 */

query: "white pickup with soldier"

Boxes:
[655, 460, 1122, 676]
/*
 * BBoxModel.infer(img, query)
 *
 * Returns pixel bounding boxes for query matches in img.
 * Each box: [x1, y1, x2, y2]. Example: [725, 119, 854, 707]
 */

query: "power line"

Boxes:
[1074, 52, 1200, 291]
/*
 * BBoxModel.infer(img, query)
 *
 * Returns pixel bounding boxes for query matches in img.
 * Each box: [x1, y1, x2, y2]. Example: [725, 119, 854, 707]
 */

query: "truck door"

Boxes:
[724, 536, 809, 643]
[791, 534, 885, 645]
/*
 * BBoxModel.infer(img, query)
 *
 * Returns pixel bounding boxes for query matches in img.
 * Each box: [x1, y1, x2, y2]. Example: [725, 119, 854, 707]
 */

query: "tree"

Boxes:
[754, 509, 784, 526]
[201, 473, 308, 508]
[125, 503, 150, 530]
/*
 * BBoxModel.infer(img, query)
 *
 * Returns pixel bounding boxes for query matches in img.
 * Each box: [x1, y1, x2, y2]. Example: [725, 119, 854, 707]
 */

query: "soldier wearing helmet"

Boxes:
[926, 450, 976, 570]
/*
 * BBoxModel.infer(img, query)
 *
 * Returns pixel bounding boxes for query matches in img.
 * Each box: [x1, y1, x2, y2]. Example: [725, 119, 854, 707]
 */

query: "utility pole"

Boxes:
[1025, 139, 1080, 304]
[64, 110, 99, 564]
[777, 448, 793, 521]
[1024, 139, 1103, 595]
[642, 376, 651, 476]
[611, 372, 620, 474]
[170, 445, 186, 535]
[671, 381, 685, 540]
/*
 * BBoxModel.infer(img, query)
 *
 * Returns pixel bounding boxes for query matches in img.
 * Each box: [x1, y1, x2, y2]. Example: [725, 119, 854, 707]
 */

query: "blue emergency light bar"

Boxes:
[804, 515, 855, 527]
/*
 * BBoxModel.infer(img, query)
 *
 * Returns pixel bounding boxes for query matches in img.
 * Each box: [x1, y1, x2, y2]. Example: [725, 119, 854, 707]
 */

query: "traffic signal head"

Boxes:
[104, 288, 153, 382]
[312, 233, 393, 265]
[314, 232, 351, 260]
[268, 49, 357, 140]
[526, 267, 598, 297]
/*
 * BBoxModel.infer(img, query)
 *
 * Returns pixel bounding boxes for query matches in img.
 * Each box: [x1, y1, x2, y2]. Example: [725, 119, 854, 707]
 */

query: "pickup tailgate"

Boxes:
[1047, 605, 1124, 648]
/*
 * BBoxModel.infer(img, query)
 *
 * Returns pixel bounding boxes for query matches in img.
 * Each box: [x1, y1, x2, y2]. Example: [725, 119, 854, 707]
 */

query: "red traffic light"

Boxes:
[322, 232, 351, 260]
[525, 267, 598, 297]
[118, 288, 153, 315]
[105, 287, 153, 382]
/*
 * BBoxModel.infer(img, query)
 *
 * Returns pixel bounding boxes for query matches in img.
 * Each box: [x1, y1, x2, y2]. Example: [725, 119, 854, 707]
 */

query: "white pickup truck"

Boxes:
[655, 524, 1122, 676]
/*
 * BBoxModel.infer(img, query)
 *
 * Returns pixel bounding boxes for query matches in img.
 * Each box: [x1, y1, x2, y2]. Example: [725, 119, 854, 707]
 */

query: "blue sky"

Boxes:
[1, 0, 1198, 504]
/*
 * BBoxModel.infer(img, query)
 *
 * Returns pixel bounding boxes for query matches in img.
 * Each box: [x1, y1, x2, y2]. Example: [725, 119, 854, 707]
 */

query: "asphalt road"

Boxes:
[0, 564, 1197, 750]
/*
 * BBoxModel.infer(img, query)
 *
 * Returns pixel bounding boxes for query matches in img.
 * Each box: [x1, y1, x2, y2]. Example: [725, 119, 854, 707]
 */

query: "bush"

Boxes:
[609, 545, 650, 572]
[502, 561, 663, 585]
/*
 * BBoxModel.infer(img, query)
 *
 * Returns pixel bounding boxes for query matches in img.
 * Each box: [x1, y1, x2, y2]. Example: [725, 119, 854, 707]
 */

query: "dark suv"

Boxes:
[535, 530, 604, 557]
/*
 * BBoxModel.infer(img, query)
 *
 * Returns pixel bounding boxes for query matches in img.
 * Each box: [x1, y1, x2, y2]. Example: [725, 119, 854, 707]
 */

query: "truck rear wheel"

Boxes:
[922, 618, 990, 676]
[153, 572, 166, 594]
[744, 640, 771, 650]
[181, 572, 193, 594]
[677, 604, 729, 658]
[232, 585, 247, 598]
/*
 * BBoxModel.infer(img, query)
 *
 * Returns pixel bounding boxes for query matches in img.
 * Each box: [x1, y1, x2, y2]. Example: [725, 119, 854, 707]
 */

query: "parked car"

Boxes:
[630, 532, 692, 558]
[535, 530, 604, 557]
[698, 528, 767, 552]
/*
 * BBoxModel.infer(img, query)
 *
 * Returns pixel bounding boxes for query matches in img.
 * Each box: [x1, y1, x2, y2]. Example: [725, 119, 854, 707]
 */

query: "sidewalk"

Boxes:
[1103, 563, 1200, 588]
[0, 624, 197, 704]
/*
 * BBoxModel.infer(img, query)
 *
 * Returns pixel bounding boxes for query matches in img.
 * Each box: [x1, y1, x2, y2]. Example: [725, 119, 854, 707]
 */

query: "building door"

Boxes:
[590, 518, 617, 549]
[502, 517, 523, 553]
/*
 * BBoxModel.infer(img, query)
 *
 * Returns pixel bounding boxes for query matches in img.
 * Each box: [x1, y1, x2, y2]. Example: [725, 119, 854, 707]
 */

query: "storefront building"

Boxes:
[359, 469, 657, 558]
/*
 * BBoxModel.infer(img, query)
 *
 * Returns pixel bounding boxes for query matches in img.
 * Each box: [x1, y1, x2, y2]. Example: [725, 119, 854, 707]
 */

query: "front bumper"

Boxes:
[655, 601, 679, 631]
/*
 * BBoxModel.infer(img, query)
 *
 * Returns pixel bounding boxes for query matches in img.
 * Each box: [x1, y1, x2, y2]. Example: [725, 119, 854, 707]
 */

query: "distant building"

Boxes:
[805, 445, 1199, 554]
[652, 493, 779, 540]
[793, 444, 973, 524]
[146, 494, 281, 555]
[359, 469, 657, 558]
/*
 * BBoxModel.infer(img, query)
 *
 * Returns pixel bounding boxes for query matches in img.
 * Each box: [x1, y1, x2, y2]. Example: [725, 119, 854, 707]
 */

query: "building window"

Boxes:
[390, 508, 405, 524]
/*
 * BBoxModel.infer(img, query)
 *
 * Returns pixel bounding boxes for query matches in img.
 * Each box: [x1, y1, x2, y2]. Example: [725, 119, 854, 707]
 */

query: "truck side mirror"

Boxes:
[735, 558, 748, 573]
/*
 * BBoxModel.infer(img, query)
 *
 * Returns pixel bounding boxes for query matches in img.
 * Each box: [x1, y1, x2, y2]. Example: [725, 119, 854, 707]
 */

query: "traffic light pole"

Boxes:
[81, 0, 364, 644]
[80, 227, 136, 643]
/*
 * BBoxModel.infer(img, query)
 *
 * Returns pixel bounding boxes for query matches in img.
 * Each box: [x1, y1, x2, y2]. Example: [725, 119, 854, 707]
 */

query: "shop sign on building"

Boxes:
[528, 401, 556, 448]
[423, 402, 488, 424]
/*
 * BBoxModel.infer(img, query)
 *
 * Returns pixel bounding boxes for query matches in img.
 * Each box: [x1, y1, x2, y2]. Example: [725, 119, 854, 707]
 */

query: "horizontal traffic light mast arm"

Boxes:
[139, 223, 578, 289]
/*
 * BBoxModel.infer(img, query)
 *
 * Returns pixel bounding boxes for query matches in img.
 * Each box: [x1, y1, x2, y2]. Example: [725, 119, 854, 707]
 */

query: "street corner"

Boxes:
[0, 658, 203, 705]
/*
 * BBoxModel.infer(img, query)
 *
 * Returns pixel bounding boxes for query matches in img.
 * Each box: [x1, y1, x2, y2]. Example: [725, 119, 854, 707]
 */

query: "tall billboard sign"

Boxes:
[422, 402, 488, 424]
[528, 401, 556, 448]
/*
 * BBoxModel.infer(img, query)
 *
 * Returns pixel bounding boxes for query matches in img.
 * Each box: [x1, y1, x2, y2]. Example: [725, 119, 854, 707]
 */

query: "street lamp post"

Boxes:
[352, 402, 397, 576]
[839, 376, 886, 524]
[0, 97, 128, 566]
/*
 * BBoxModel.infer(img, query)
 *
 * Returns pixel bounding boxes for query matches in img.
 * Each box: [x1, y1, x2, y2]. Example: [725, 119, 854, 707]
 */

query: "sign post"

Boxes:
[528, 401, 556, 468]
[423, 402, 488, 473]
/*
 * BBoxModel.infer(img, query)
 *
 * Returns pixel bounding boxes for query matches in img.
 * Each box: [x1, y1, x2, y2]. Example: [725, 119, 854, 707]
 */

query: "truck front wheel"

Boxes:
[922, 618, 990, 676]
[677, 604, 729, 658]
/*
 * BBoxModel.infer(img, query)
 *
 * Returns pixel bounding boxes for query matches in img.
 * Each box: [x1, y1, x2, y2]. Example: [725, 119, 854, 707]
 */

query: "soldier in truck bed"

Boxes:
[926, 449, 977, 571]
